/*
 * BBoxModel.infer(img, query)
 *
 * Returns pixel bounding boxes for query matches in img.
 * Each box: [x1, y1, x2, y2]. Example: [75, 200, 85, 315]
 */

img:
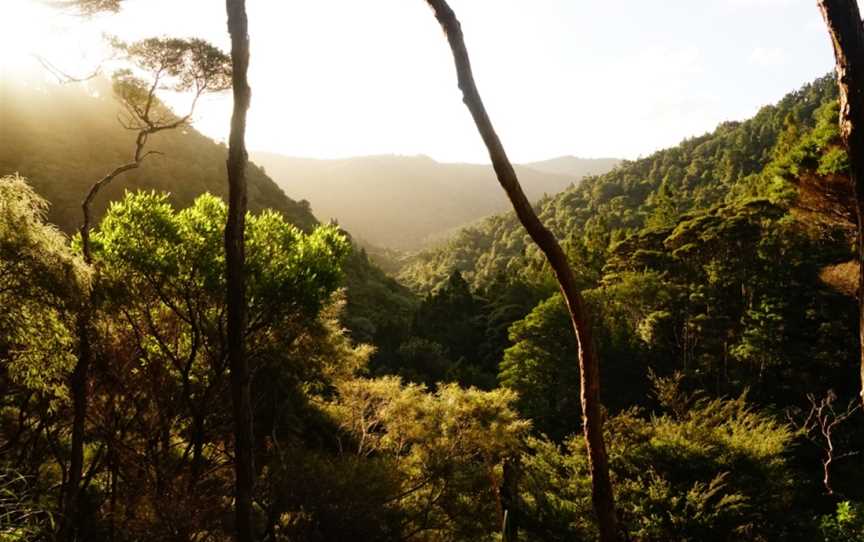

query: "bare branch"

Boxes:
[33, 55, 101, 84]
[791, 390, 860, 495]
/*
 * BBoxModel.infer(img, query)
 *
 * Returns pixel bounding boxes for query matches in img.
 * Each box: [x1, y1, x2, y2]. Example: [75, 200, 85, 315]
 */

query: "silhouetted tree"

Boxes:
[224, 1, 255, 541]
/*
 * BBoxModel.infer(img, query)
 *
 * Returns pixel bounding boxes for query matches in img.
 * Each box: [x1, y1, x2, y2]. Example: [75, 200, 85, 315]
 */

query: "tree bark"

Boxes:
[60, 314, 91, 542]
[422, 2, 621, 540]
[817, 0, 864, 406]
[225, 1, 255, 541]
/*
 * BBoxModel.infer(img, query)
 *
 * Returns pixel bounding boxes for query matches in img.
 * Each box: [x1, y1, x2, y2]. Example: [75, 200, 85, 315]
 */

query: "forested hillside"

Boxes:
[253, 152, 618, 250]
[400, 76, 838, 293]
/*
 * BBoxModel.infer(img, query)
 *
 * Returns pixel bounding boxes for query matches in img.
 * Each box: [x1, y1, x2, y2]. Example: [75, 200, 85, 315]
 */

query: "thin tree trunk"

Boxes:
[817, 0, 864, 406]
[225, 1, 255, 541]
[62, 132, 148, 541]
[500, 458, 519, 542]
[60, 314, 91, 541]
[422, 2, 621, 540]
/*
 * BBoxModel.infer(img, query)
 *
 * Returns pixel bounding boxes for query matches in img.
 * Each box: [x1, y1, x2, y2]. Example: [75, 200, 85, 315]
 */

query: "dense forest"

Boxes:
[4, 0, 864, 541]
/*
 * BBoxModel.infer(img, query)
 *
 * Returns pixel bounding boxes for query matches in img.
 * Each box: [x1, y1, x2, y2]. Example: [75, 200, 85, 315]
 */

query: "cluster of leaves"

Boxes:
[0, 176, 88, 400]
[372, 270, 548, 391]
[519, 375, 795, 541]
[0, 182, 526, 541]
[600, 197, 854, 403]
[317, 377, 529, 540]
[819, 501, 864, 542]
[0, 464, 54, 542]
[0, 75, 416, 370]
[0, 180, 357, 539]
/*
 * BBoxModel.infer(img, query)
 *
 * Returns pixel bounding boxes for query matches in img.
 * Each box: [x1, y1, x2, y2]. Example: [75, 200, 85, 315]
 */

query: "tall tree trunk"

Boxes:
[817, 0, 864, 406]
[61, 314, 91, 542]
[225, 1, 255, 541]
[422, 2, 621, 540]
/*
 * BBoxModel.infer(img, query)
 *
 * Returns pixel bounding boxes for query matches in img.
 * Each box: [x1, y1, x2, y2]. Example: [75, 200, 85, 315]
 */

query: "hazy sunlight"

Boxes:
[1, 1, 54, 71]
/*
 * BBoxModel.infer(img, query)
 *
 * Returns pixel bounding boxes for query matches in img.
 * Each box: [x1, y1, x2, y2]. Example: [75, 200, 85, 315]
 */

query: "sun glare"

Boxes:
[0, 0, 101, 79]
[0, 1, 49, 71]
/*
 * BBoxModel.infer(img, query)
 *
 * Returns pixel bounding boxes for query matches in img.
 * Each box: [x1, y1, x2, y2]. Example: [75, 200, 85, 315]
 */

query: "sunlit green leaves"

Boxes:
[93, 190, 349, 325]
[0, 176, 87, 400]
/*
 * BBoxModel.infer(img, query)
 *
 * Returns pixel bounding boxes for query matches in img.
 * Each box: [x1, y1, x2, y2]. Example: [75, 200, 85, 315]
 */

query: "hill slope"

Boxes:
[251, 152, 619, 250]
[399, 75, 838, 292]
[0, 78, 416, 350]
[0, 79, 316, 233]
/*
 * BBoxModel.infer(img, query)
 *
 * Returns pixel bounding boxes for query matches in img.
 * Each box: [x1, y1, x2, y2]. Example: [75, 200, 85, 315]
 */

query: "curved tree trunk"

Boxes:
[422, 2, 621, 540]
[62, 140, 145, 542]
[225, 1, 255, 541]
[817, 0, 864, 406]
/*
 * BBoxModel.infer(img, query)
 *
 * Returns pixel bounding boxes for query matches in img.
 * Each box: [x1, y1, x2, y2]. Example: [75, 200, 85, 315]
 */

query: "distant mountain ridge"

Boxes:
[251, 152, 620, 251]
[523, 155, 621, 177]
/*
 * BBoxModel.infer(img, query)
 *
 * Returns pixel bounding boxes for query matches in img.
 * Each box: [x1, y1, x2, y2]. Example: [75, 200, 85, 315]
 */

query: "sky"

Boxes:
[0, 0, 838, 163]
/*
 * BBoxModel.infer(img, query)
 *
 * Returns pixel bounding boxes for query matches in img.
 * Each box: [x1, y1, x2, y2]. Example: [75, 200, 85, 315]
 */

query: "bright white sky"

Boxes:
[1, 0, 837, 163]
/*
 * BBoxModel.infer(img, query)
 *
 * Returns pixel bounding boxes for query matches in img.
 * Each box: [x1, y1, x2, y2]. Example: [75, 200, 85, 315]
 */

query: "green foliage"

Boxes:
[114, 37, 231, 94]
[69, 191, 352, 539]
[107, 36, 231, 137]
[378, 271, 547, 390]
[0, 176, 87, 400]
[393, 74, 856, 541]
[326, 376, 530, 541]
[0, 78, 415, 374]
[819, 501, 864, 542]
[338, 244, 418, 369]
[0, 463, 53, 542]
[408, 271, 490, 386]
[499, 295, 579, 441]
[603, 197, 854, 401]
[2, 56, 862, 542]
[93, 190, 349, 335]
[520, 377, 794, 541]
[400, 76, 837, 294]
